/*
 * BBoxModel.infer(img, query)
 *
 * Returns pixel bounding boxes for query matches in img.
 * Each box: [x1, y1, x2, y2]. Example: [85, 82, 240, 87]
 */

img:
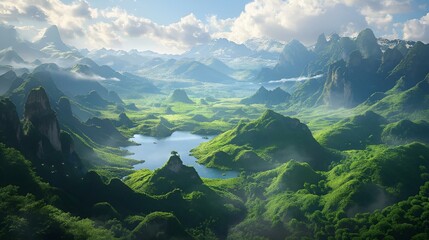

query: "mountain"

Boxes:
[366, 75, 429, 120]
[244, 38, 285, 53]
[355, 28, 382, 59]
[290, 76, 326, 106]
[320, 49, 380, 108]
[0, 24, 45, 61]
[0, 98, 21, 148]
[382, 120, 429, 145]
[128, 154, 203, 195]
[317, 111, 387, 150]
[173, 60, 236, 83]
[256, 40, 315, 82]
[57, 96, 129, 149]
[24, 87, 62, 151]
[7, 71, 66, 117]
[0, 71, 19, 95]
[130, 212, 194, 240]
[75, 90, 112, 108]
[184, 38, 253, 59]
[74, 58, 159, 96]
[33, 63, 111, 100]
[257, 29, 388, 86]
[318, 30, 429, 109]
[0, 48, 26, 65]
[377, 47, 404, 77]
[384, 41, 429, 90]
[240, 86, 290, 105]
[192, 110, 334, 171]
[139, 59, 237, 83]
[167, 89, 194, 104]
[17, 87, 83, 188]
[34, 25, 70, 52]
[200, 58, 234, 75]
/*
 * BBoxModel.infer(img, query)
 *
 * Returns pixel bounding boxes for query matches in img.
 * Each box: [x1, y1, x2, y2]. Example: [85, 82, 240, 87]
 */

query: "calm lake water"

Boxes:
[123, 131, 238, 179]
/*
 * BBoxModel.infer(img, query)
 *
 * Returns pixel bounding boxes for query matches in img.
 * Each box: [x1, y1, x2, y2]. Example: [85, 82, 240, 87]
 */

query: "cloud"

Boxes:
[0, 0, 96, 39]
[215, 0, 414, 44]
[87, 22, 121, 48]
[0, 0, 425, 53]
[222, 0, 367, 44]
[267, 74, 324, 83]
[101, 8, 210, 50]
[403, 12, 429, 42]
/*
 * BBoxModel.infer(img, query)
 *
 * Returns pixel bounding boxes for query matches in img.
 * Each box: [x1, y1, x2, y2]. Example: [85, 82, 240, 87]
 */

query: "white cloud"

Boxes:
[403, 12, 429, 42]
[222, 0, 367, 44]
[87, 22, 121, 48]
[0, 0, 425, 53]
[0, 0, 96, 39]
[213, 0, 414, 44]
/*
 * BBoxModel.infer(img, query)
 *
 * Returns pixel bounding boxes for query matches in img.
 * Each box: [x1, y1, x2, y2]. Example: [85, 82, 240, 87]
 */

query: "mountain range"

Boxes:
[1, 21, 429, 240]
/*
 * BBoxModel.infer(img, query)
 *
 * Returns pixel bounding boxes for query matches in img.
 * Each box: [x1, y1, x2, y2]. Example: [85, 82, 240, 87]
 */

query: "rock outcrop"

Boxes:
[24, 87, 62, 151]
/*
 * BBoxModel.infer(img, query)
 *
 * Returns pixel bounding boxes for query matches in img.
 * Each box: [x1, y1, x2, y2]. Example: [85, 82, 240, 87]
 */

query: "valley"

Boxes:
[1, 12, 429, 240]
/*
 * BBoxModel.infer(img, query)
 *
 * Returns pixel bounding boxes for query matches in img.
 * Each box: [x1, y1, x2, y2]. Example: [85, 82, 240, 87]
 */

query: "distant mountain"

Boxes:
[320, 50, 380, 108]
[366, 75, 429, 120]
[192, 110, 334, 171]
[33, 63, 111, 100]
[140, 58, 236, 83]
[75, 57, 160, 96]
[355, 28, 382, 59]
[0, 48, 26, 65]
[167, 89, 194, 104]
[200, 58, 234, 75]
[256, 40, 316, 82]
[184, 38, 253, 59]
[256, 28, 403, 86]
[0, 71, 19, 95]
[34, 25, 70, 52]
[384, 41, 429, 90]
[241, 86, 290, 105]
[0, 24, 45, 61]
[7, 71, 66, 117]
[244, 38, 285, 53]
[75, 90, 112, 108]
[86, 48, 177, 72]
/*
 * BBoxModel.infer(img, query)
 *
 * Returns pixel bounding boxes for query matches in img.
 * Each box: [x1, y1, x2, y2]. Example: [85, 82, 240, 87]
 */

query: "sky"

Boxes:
[0, 0, 428, 54]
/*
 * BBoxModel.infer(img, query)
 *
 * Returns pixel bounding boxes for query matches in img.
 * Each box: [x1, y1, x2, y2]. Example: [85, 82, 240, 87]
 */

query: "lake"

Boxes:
[123, 131, 238, 179]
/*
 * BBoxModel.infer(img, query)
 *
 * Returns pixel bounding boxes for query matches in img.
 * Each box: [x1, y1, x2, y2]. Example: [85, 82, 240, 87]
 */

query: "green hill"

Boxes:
[367, 75, 429, 120]
[125, 154, 203, 195]
[167, 89, 194, 104]
[241, 86, 290, 105]
[382, 119, 429, 145]
[317, 111, 387, 150]
[192, 110, 334, 171]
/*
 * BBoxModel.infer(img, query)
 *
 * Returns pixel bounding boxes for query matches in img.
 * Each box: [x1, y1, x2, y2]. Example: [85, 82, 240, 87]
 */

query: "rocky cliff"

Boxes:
[24, 87, 62, 151]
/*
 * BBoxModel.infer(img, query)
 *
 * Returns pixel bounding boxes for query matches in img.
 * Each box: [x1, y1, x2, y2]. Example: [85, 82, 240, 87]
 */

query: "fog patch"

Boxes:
[69, 71, 120, 81]
[268, 74, 324, 83]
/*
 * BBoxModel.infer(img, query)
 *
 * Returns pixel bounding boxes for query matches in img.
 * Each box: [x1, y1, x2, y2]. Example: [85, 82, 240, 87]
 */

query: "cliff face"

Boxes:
[0, 98, 21, 147]
[321, 50, 380, 108]
[24, 87, 62, 151]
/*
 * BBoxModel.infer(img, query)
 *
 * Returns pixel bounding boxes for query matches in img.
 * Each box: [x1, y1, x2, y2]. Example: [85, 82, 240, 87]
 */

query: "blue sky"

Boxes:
[69, 0, 252, 24]
[0, 0, 428, 53]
